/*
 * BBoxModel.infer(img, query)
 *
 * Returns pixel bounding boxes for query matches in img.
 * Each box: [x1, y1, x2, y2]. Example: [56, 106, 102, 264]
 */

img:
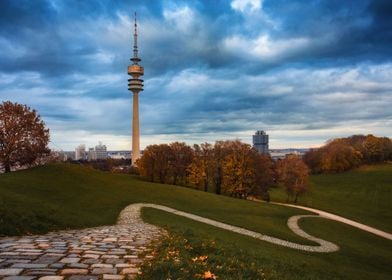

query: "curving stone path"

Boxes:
[0, 202, 340, 280]
[271, 201, 392, 240]
[0, 206, 165, 280]
[123, 203, 339, 253]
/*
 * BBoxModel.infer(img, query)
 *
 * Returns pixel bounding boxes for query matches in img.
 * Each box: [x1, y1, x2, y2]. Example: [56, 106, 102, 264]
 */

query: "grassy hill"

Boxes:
[270, 164, 392, 232]
[0, 163, 391, 279]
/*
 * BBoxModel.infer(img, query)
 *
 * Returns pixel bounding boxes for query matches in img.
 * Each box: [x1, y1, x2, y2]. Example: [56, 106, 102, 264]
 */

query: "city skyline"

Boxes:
[0, 0, 391, 150]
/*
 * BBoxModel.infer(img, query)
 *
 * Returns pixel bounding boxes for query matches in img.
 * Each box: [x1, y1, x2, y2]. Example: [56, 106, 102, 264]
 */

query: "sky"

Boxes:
[0, 0, 391, 151]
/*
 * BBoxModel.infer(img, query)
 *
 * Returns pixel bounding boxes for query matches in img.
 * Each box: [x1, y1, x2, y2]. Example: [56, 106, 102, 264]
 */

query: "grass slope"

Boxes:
[270, 164, 392, 232]
[0, 163, 391, 279]
[0, 164, 309, 243]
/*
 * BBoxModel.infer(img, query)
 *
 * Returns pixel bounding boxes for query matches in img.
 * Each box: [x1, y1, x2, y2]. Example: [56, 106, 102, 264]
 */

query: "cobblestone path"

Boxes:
[0, 205, 165, 280]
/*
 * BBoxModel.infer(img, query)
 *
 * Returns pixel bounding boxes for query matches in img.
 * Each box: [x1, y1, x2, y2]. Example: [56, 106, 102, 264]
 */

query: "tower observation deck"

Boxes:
[128, 13, 144, 165]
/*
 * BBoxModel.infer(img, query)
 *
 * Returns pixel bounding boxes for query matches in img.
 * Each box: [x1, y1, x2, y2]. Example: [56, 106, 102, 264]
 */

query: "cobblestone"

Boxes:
[91, 269, 116, 275]
[38, 276, 64, 280]
[60, 269, 88, 275]
[3, 276, 35, 280]
[0, 269, 24, 276]
[102, 275, 123, 280]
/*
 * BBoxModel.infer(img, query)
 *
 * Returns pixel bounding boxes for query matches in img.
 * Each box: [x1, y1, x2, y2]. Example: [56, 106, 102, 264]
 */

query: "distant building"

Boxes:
[75, 144, 86, 160]
[88, 148, 96, 161]
[57, 151, 68, 161]
[108, 151, 131, 160]
[269, 149, 309, 160]
[95, 142, 108, 160]
[64, 151, 75, 160]
[253, 130, 269, 153]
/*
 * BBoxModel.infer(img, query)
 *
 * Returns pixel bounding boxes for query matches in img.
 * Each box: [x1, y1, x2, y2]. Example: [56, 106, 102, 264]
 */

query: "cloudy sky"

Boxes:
[0, 0, 391, 150]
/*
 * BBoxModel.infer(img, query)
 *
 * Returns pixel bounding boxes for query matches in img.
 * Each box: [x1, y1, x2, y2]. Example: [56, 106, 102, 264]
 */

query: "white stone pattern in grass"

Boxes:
[0, 207, 165, 280]
[125, 203, 340, 253]
[271, 201, 392, 240]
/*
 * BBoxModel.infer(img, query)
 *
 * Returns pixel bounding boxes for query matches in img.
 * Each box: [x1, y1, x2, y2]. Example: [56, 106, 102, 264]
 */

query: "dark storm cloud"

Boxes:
[224, 0, 392, 72]
[2, 0, 390, 77]
[0, 0, 391, 149]
[139, 64, 392, 138]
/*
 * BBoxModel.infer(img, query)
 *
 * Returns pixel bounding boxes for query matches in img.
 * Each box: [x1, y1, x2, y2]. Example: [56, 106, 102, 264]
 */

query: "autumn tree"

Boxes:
[303, 148, 323, 174]
[211, 141, 231, 194]
[320, 140, 362, 173]
[276, 155, 309, 203]
[253, 153, 276, 198]
[168, 142, 193, 185]
[187, 156, 204, 190]
[0, 101, 50, 173]
[304, 138, 361, 173]
[221, 140, 257, 198]
[187, 143, 213, 191]
[361, 135, 392, 163]
[137, 145, 157, 181]
[153, 144, 173, 183]
[138, 144, 172, 183]
[345, 135, 367, 151]
[304, 135, 392, 174]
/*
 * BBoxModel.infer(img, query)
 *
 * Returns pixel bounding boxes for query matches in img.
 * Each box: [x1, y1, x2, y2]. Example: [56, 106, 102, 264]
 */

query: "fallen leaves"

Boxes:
[203, 270, 217, 279]
[195, 270, 218, 279]
[138, 232, 267, 279]
[192, 255, 208, 262]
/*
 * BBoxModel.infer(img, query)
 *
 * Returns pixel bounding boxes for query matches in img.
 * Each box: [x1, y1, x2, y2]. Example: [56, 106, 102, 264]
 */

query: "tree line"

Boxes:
[304, 134, 392, 174]
[138, 140, 309, 202]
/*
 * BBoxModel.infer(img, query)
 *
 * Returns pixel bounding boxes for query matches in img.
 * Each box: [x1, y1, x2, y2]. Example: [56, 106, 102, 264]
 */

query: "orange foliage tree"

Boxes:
[210, 141, 231, 194]
[138, 144, 172, 183]
[319, 140, 362, 173]
[168, 142, 194, 185]
[221, 140, 257, 198]
[254, 153, 275, 199]
[276, 155, 309, 203]
[361, 135, 392, 163]
[187, 143, 213, 191]
[304, 134, 391, 174]
[0, 101, 50, 173]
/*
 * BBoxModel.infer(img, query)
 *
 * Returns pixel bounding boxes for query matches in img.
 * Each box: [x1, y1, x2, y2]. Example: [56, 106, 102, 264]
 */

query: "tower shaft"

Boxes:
[132, 92, 140, 165]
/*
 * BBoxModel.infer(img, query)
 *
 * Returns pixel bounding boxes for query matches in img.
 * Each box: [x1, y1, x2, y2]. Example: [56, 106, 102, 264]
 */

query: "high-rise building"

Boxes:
[253, 130, 269, 153]
[75, 144, 86, 160]
[128, 13, 144, 166]
[88, 148, 96, 161]
[95, 142, 107, 160]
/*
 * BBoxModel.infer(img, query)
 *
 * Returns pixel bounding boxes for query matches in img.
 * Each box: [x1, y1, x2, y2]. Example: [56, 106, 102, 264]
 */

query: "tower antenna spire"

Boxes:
[132, 12, 139, 64]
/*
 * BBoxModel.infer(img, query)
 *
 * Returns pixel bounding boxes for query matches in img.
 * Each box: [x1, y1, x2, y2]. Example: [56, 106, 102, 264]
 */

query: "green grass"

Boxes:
[137, 228, 268, 280]
[0, 163, 391, 279]
[270, 164, 392, 232]
[141, 208, 391, 280]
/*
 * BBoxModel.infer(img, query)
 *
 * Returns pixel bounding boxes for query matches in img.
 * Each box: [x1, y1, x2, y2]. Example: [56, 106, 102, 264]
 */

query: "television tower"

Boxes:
[128, 12, 144, 166]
